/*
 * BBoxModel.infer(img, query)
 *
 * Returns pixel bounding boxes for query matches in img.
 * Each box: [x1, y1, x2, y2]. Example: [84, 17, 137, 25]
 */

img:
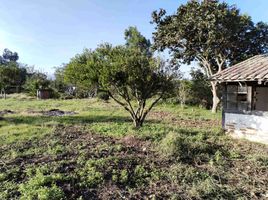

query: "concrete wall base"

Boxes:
[225, 113, 268, 145]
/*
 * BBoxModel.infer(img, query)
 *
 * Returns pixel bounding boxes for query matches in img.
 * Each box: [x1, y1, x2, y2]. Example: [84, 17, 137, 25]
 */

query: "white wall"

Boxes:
[225, 113, 268, 144]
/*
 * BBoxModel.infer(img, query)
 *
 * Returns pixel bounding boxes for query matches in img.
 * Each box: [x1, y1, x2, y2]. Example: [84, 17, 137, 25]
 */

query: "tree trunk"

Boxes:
[2, 89, 7, 99]
[180, 101, 185, 109]
[133, 120, 141, 128]
[211, 81, 220, 113]
[132, 117, 143, 128]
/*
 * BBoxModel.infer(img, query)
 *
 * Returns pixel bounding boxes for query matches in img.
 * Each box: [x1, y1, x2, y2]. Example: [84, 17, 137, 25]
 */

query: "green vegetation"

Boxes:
[152, 0, 268, 112]
[0, 96, 267, 199]
[64, 27, 176, 127]
[0, 49, 27, 97]
[0, 0, 268, 199]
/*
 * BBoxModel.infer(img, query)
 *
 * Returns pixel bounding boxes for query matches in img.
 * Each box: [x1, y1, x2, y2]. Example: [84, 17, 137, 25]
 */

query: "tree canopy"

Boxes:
[0, 48, 19, 64]
[24, 71, 51, 96]
[0, 49, 26, 96]
[152, 0, 268, 112]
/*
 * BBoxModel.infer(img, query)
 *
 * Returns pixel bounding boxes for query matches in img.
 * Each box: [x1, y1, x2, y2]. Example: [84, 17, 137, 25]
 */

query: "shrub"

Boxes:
[24, 72, 51, 96]
[97, 91, 109, 101]
[0, 173, 6, 182]
[158, 132, 186, 159]
[158, 131, 224, 163]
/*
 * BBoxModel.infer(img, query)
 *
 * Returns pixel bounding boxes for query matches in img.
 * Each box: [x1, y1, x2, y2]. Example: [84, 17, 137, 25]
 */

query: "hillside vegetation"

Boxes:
[0, 96, 267, 199]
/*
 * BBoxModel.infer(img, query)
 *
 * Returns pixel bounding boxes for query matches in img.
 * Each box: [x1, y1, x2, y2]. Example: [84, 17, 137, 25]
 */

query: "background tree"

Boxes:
[189, 69, 213, 109]
[53, 65, 68, 94]
[64, 28, 176, 127]
[124, 26, 152, 56]
[24, 71, 51, 96]
[0, 48, 19, 64]
[0, 64, 20, 98]
[152, 0, 268, 112]
[177, 79, 191, 109]
[0, 49, 27, 98]
[64, 49, 100, 98]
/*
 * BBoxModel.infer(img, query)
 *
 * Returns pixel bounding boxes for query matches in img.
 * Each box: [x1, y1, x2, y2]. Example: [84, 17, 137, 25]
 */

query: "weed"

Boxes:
[78, 160, 104, 188]
[0, 97, 267, 199]
[19, 169, 65, 200]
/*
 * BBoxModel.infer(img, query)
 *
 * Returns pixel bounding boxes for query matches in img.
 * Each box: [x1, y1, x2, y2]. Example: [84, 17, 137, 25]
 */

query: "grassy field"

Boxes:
[0, 95, 267, 199]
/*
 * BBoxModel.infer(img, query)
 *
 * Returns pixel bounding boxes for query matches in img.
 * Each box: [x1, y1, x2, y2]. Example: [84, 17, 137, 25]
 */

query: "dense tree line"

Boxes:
[0, 49, 57, 98]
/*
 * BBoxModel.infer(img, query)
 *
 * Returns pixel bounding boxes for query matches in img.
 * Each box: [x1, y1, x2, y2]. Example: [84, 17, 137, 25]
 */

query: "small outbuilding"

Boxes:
[37, 89, 52, 99]
[211, 54, 268, 144]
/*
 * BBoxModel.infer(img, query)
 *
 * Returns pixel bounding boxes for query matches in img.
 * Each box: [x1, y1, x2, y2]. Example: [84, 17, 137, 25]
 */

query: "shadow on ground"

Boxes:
[4, 114, 162, 126]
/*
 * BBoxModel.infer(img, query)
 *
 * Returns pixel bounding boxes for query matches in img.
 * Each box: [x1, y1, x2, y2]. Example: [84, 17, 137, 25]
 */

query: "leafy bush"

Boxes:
[158, 131, 186, 159]
[111, 165, 150, 187]
[158, 131, 223, 163]
[0, 180, 19, 199]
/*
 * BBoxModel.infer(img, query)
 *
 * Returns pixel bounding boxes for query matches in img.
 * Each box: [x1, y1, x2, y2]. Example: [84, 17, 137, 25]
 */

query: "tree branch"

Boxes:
[141, 95, 162, 122]
[107, 91, 135, 120]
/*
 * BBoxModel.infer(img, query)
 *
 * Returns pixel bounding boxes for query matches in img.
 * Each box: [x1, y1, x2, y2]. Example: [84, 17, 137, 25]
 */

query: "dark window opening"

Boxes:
[254, 87, 268, 111]
[226, 85, 250, 111]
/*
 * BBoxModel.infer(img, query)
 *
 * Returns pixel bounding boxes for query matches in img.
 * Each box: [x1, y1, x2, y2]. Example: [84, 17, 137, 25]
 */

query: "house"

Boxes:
[211, 54, 268, 144]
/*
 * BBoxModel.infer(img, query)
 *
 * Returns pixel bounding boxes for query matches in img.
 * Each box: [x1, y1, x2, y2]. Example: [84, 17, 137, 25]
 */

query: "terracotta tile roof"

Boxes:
[211, 54, 268, 82]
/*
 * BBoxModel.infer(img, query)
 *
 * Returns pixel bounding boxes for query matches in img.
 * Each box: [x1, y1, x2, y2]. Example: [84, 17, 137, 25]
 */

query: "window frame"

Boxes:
[225, 84, 251, 112]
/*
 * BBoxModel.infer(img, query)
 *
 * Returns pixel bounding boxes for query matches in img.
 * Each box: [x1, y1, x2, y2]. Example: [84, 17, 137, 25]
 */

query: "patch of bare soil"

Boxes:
[42, 109, 78, 116]
[0, 109, 15, 115]
[0, 110, 15, 120]
[26, 109, 78, 116]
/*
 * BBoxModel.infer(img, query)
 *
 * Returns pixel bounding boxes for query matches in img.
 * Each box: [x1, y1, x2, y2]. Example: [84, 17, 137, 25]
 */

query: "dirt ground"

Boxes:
[1, 124, 267, 199]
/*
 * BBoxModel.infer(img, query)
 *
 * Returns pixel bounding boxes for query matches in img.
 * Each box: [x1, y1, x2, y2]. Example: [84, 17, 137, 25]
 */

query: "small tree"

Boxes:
[65, 27, 176, 127]
[190, 69, 212, 109]
[53, 65, 68, 94]
[152, 0, 268, 113]
[177, 80, 191, 108]
[101, 45, 175, 127]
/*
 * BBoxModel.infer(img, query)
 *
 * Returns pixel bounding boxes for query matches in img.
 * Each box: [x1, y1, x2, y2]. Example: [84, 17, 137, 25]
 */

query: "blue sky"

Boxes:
[0, 0, 268, 76]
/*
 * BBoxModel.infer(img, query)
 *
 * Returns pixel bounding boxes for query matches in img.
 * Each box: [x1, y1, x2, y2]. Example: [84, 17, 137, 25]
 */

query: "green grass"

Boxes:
[0, 95, 267, 199]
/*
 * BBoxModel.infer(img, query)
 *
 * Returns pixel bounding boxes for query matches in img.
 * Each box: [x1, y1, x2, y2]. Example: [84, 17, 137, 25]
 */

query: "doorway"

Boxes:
[255, 87, 268, 111]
